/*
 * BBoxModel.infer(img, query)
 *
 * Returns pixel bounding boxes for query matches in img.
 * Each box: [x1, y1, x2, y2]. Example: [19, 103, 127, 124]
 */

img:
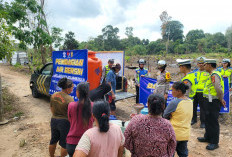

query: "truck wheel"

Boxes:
[32, 84, 40, 98]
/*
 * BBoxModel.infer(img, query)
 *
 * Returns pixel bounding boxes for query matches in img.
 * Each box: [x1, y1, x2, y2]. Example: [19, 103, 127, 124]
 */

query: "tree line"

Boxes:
[1, 1, 232, 66]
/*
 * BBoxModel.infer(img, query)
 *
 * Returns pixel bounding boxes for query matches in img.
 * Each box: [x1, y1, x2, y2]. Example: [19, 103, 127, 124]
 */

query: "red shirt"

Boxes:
[66, 101, 94, 145]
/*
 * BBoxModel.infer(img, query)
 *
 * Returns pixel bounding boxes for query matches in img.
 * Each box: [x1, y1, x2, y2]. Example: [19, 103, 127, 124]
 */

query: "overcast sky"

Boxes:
[45, 0, 232, 42]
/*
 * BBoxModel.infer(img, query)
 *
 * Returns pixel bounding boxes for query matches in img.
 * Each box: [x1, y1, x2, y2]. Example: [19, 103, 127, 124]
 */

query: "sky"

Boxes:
[44, 0, 232, 42]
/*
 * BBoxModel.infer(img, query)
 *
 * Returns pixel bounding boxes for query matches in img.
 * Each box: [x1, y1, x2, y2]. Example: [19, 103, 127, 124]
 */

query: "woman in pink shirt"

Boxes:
[66, 82, 94, 157]
[74, 100, 124, 157]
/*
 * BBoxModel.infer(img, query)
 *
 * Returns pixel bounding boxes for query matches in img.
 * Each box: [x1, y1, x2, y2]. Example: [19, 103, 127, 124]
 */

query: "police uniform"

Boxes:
[134, 67, 149, 103]
[217, 59, 232, 88]
[198, 59, 224, 150]
[154, 70, 171, 96]
[177, 59, 197, 99]
[101, 65, 111, 84]
[192, 57, 209, 126]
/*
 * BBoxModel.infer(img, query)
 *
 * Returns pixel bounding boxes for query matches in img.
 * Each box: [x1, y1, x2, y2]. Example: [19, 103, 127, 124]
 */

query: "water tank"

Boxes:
[87, 51, 102, 90]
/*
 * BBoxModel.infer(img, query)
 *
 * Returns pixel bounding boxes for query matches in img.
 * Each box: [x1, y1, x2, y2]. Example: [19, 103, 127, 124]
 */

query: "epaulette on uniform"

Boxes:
[193, 68, 199, 72]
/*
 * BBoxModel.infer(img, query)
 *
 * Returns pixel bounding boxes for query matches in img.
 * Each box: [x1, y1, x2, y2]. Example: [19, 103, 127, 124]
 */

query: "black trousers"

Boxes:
[192, 92, 206, 123]
[204, 98, 221, 144]
[136, 85, 139, 104]
[66, 143, 77, 157]
[176, 141, 188, 157]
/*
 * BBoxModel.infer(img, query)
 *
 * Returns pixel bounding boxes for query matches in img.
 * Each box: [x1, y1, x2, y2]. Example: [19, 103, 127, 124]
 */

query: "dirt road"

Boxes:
[0, 64, 232, 157]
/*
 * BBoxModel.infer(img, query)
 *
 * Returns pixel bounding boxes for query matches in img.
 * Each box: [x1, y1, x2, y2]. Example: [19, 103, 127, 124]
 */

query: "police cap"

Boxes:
[176, 59, 191, 66]
[197, 57, 206, 63]
[204, 59, 217, 64]
[222, 58, 231, 63]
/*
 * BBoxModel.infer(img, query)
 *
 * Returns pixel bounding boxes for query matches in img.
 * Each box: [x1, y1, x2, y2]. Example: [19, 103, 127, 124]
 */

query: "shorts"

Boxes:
[50, 118, 70, 148]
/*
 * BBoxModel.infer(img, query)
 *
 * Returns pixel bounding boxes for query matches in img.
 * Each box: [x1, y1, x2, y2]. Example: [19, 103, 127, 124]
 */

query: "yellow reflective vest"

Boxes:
[182, 72, 197, 98]
[217, 67, 232, 84]
[195, 70, 209, 92]
[203, 70, 224, 97]
[105, 65, 111, 76]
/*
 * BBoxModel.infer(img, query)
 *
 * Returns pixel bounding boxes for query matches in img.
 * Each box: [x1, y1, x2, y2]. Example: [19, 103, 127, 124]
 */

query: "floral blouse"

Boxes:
[124, 114, 176, 157]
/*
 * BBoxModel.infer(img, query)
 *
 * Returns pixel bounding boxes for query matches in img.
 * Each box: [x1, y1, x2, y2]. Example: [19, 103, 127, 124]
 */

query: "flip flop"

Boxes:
[109, 115, 117, 120]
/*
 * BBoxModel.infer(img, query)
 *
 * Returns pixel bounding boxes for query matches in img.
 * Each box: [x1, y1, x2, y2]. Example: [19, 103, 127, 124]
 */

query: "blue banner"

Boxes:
[49, 49, 88, 100]
[140, 76, 230, 113]
[222, 77, 230, 113]
[139, 76, 175, 108]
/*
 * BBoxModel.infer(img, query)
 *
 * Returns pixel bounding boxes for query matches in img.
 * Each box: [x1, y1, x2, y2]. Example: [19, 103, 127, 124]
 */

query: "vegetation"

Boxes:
[1, 1, 231, 69]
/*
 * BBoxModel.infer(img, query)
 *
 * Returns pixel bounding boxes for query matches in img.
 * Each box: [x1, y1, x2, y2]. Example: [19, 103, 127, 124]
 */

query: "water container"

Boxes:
[141, 107, 148, 115]
[87, 51, 102, 90]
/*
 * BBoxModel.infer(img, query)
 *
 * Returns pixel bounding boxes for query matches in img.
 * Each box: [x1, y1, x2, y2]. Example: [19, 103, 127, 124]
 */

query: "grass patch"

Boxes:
[2, 87, 22, 119]
[14, 112, 24, 118]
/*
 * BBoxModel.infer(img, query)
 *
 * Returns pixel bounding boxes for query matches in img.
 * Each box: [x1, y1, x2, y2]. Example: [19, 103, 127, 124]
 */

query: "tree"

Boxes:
[186, 30, 205, 43]
[51, 27, 63, 49]
[142, 39, 149, 45]
[225, 25, 232, 52]
[132, 45, 146, 55]
[159, 11, 172, 55]
[147, 39, 165, 55]
[185, 29, 205, 52]
[125, 27, 133, 37]
[4, 0, 53, 65]
[63, 31, 79, 50]
[102, 25, 120, 50]
[196, 38, 207, 53]
[212, 32, 227, 47]
[163, 21, 184, 42]
[160, 11, 172, 39]
[0, 1, 14, 60]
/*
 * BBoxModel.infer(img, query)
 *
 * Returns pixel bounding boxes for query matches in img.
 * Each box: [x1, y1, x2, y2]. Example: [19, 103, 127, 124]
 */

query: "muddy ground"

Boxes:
[0, 63, 232, 157]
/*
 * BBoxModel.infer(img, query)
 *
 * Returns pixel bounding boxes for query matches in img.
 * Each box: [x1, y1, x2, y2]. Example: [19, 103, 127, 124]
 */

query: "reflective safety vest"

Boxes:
[135, 68, 149, 83]
[203, 70, 224, 98]
[105, 65, 111, 76]
[182, 72, 197, 98]
[217, 67, 232, 84]
[195, 70, 209, 92]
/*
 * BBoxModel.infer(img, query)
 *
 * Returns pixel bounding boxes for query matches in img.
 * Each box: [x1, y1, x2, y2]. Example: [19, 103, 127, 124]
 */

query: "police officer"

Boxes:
[134, 59, 149, 103]
[101, 59, 114, 84]
[217, 58, 232, 90]
[197, 59, 226, 150]
[154, 60, 171, 100]
[176, 59, 197, 99]
[192, 57, 209, 127]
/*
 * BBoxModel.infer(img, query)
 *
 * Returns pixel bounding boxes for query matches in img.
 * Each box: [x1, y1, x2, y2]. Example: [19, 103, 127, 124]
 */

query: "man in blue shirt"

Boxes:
[106, 63, 121, 116]
[134, 59, 149, 103]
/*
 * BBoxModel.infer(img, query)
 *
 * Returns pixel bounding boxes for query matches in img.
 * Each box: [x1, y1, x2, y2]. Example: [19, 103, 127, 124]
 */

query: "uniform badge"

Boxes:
[166, 72, 170, 79]
[211, 75, 215, 83]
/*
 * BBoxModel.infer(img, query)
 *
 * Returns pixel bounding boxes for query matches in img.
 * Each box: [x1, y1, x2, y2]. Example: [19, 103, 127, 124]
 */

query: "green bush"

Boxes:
[125, 56, 130, 62]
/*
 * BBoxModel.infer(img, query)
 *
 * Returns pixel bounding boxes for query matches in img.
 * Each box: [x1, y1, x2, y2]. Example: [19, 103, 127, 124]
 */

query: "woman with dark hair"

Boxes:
[66, 82, 94, 157]
[49, 77, 74, 157]
[73, 100, 124, 157]
[154, 60, 171, 101]
[124, 94, 176, 157]
[164, 81, 193, 157]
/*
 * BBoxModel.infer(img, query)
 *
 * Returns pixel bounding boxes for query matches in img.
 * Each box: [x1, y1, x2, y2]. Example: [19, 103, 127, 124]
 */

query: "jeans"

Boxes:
[176, 141, 188, 157]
